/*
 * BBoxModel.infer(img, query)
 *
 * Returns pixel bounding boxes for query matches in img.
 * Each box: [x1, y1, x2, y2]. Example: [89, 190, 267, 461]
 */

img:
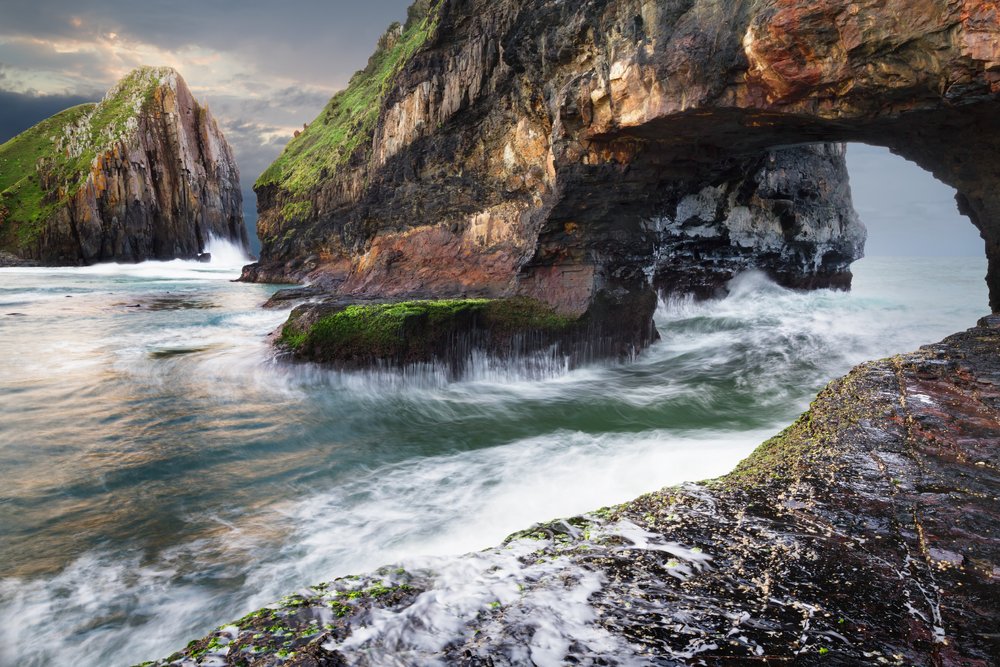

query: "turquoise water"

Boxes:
[0, 249, 989, 666]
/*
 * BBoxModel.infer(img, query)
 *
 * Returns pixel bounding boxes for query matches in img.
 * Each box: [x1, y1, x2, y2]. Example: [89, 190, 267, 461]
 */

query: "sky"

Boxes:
[0, 1, 984, 257]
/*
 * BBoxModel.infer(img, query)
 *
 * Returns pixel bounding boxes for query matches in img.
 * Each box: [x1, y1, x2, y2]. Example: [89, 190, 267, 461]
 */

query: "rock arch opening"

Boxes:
[846, 144, 984, 258]
[517, 103, 1000, 342]
[247, 0, 1000, 367]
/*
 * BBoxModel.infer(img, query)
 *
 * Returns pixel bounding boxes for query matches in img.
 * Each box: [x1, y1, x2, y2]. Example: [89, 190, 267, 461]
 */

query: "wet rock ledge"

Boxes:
[274, 294, 658, 377]
[142, 323, 1000, 666]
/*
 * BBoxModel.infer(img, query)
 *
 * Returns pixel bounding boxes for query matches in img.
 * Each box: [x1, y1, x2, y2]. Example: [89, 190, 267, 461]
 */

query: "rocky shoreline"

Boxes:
[141, 320, 1000, 666]
[0, 251, 39, 268]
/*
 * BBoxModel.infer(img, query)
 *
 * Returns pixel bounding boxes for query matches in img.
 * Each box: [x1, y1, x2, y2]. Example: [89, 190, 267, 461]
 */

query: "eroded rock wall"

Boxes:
[247, 0, 1000, 321]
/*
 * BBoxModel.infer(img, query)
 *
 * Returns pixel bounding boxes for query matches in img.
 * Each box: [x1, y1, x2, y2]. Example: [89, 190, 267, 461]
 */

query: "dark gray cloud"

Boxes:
[0, 89, 99, 141]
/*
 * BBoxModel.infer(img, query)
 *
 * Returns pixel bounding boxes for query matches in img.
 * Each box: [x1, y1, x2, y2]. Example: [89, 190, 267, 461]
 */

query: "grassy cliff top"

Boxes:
[0, 66, 176, 247]
[255, 0, 441, 197]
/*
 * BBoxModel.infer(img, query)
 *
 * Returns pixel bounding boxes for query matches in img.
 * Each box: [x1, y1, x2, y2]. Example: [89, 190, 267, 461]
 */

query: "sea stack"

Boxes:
[0, 66, 248, 265]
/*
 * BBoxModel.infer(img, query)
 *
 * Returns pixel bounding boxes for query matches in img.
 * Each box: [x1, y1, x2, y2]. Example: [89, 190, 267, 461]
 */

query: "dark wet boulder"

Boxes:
[261, 286, 327, 309]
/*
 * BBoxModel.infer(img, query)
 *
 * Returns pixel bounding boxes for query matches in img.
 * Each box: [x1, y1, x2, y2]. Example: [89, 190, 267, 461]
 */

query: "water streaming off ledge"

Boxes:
[0, 249, 988, 666]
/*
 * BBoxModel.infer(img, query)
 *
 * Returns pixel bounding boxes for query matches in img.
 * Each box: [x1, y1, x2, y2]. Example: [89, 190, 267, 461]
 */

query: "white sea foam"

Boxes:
[0, 235, 251, 282]
[0, 256, 990, 666]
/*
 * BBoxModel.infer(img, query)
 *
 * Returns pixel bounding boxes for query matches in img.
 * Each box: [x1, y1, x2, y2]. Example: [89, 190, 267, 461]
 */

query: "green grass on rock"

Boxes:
[255, 0, 442, 197]
[0, 66, 175, 251]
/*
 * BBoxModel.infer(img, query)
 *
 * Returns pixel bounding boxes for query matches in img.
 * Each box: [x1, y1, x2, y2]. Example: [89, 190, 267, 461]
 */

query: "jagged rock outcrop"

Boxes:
[244, 0, 999, 337]
[653, 143, 865, 297]
[0, 66, 247, 264]
[142, 321, 1000, 666]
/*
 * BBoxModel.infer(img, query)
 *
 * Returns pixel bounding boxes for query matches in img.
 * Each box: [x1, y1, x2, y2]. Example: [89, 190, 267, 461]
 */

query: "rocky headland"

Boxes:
[139, 0, 1000, 664]
[243, 0, 999, 368]
[0, 66, 247, 265]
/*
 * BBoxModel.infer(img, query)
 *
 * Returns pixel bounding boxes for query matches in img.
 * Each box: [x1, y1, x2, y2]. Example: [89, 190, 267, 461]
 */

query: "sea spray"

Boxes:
[0, 256, 989, 665]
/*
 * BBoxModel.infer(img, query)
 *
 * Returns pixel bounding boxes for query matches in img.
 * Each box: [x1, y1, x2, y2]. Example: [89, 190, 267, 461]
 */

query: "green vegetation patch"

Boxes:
[255, 0, 442, 196]
[281, 200, 314, 223]
[281, 297, 577, 364]
[0, 66, 173, 251]
[0, 104, 94, 248]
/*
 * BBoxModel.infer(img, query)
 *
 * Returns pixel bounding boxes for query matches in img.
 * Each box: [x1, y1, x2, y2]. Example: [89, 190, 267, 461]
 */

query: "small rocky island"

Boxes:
[0, 66, 247, 265]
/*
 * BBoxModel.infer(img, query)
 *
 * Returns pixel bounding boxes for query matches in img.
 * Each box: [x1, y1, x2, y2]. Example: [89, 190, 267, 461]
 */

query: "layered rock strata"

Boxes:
[143, 321, 1000, 666]
[244, 0, 999, 342]
[0, 66, 247, 264]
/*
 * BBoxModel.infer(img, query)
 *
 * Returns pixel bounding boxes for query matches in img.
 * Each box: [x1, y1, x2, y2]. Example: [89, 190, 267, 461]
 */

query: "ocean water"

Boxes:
[0, 246, 988, 666]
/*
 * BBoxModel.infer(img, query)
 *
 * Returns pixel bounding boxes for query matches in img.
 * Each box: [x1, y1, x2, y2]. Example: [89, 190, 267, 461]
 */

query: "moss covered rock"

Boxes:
[278, 296, 583, 374]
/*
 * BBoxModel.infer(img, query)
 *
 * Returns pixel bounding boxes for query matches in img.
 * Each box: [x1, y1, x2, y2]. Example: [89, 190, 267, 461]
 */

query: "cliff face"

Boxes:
[246, 0, 998, 322]
[0, 67, 247, 265]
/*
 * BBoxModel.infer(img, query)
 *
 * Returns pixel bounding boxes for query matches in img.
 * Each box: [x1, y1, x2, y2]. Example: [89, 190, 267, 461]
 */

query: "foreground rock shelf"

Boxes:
[143, 322, 1000, 666]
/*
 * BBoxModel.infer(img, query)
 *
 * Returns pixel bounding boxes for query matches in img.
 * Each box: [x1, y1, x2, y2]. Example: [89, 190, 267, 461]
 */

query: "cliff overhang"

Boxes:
[245, 0, 999, 367]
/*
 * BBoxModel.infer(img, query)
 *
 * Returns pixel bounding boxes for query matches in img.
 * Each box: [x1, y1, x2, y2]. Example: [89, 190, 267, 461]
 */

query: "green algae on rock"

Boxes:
[278, 297, 584, 374]
[141, 323, 1000, 665]
[0, 66, 247, 264]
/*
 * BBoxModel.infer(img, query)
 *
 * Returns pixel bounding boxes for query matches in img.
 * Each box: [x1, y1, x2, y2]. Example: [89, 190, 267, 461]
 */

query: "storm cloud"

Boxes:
[0, 88, 98, 140]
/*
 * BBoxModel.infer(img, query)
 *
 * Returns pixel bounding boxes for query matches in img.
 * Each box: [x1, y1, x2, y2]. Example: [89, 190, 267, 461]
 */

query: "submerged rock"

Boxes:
[142, 323, 1000, 666]
[0, 66, 248, 265]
